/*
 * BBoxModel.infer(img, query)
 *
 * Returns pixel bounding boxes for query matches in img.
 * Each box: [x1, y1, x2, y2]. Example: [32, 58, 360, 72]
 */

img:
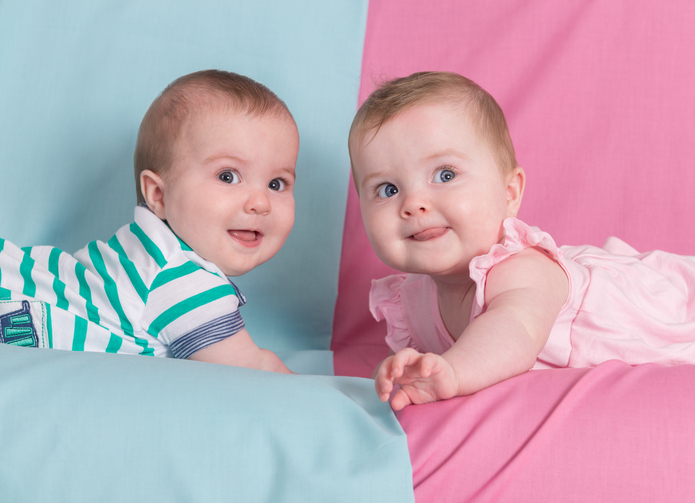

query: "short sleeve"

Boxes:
[370, 275, 420, 353]
[468, 218, 564, 320]
[142, 265, 245, 359]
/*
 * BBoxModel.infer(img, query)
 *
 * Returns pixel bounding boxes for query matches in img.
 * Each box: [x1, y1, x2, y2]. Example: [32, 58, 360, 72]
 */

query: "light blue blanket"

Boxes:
[0, 344, 413, 502]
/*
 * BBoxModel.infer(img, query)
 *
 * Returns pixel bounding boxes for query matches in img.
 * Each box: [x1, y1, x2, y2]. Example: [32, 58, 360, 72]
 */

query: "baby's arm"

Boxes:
[444, 247, 568, 393]
[188, 328, 293, 374]
[375, 247, 568, 408]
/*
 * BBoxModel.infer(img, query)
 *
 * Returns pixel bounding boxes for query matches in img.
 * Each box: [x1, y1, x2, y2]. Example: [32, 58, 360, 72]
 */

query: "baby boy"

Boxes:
[0, 70, 297, 373]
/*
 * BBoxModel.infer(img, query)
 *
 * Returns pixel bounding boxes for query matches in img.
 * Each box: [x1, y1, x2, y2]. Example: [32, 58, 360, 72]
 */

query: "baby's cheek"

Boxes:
[366, 226, 387, 252]
[365, 212, 387, 238]
[377, 241, 406, 269]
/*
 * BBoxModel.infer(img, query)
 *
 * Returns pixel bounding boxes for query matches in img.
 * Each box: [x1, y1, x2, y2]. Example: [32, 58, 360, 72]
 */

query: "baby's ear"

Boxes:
[505, 166, 526, 217]
[140, 170, 167, 220]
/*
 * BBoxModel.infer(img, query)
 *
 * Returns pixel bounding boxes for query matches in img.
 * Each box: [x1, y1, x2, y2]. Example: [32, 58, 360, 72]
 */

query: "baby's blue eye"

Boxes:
[219, 171, 240, 184]
[434, 169, 456, 183]
[268, 178, 286, 191]
[377, 183, 399, 199]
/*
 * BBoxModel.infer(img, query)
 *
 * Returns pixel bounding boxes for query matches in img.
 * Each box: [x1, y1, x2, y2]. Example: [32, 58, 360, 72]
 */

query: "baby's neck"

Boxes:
[431, 274, 476, 341]
[431, 273, 474, 301]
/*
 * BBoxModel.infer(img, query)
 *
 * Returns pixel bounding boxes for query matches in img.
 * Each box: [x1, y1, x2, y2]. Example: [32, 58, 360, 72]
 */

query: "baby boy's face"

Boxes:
[350, 101, 513, 277]
[159, 107, 299, 276]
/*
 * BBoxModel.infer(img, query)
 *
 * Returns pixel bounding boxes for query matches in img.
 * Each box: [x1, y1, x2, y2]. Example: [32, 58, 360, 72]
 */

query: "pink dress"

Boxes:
[370, 218, 695, 369]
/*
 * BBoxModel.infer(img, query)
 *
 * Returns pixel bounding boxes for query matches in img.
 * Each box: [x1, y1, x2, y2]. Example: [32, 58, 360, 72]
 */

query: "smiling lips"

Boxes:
[410, 227, 448, 241]
[229, 230, 262, 247]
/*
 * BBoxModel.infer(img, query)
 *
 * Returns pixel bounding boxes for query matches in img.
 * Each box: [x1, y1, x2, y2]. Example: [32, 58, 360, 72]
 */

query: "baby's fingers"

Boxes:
[390, 387, 414, 412]
[391, 348, 423, 378]
[375, 358, 396, 401]
[419, 353, 441, 378]
[376, 380, 393, 402]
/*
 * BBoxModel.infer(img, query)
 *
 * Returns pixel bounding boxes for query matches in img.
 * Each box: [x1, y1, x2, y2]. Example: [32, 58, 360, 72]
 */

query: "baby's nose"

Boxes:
[244, 188, 271, 214]
[400, 193, 430, 217]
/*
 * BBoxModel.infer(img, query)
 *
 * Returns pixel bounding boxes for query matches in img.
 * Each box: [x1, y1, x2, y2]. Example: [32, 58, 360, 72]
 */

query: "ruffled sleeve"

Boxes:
[468, 218, 565, 321]
[369, 275, 419, 353]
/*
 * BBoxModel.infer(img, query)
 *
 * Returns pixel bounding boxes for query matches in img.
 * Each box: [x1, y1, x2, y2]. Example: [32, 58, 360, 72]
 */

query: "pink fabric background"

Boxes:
[333, 0, 695, 377]
[399, 360, 695, 502]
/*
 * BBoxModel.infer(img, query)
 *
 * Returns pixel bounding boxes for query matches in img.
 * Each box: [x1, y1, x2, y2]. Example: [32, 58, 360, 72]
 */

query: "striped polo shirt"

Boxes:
[0, 206, 245, 358]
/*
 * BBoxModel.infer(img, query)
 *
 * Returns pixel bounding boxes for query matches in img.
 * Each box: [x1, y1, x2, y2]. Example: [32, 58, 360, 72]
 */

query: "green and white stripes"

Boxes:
[0, 207, 243, 358]
[107, 235, 148, 303]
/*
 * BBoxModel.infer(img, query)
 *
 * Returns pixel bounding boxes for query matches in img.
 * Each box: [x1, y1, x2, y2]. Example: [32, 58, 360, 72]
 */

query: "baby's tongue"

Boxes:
[230, 230, 257, 241]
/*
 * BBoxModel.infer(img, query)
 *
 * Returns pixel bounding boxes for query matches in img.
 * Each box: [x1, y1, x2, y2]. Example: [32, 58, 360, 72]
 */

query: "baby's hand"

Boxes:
[374, 349, 459, 411]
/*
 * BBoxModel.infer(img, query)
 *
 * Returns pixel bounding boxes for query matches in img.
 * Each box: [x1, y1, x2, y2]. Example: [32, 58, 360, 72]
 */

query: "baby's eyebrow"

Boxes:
[358, 171, 388, 189]
[423, 148, 469, 162]
[204, 154, 246, 165]
[277, 166, 296, 180]
[356, 175, 381, 194]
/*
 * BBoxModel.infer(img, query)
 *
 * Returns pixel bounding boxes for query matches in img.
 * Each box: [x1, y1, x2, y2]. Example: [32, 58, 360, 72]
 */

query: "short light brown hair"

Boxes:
[349, 71, 517, 176]
[134, 69, 294, 204]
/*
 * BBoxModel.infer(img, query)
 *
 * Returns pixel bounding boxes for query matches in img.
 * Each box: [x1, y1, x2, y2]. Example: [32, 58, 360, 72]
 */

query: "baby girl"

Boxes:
[348, 71, 695, 410]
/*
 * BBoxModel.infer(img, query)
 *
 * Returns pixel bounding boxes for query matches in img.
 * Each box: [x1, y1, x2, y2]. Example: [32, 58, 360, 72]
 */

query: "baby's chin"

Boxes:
[218, 255, 277, 278]
[194, 241, 286, 277]
[218, 261, 258, 277]
[192, 252, 255, 278]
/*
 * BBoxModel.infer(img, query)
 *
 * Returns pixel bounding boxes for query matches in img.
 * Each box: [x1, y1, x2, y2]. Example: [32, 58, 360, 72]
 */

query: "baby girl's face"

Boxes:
[156, 108, 299, 276]
[351, 101, 518, 277]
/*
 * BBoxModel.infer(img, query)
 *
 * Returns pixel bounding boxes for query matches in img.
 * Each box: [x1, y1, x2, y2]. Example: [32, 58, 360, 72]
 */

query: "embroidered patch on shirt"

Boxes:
[0, 300, 46, 348]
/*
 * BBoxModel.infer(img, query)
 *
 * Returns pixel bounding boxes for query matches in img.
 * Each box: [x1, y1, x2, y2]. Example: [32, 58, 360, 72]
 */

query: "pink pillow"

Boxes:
[398, 360, 695, 502]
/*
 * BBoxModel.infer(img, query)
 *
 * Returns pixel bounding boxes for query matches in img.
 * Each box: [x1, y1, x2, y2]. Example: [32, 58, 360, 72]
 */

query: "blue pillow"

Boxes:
[0, 344, 413, 502]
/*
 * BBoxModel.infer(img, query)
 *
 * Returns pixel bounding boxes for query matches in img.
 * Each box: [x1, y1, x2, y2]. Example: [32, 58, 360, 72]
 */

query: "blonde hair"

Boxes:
[349, 71, 517, 176]
[134, 69, 294, 204]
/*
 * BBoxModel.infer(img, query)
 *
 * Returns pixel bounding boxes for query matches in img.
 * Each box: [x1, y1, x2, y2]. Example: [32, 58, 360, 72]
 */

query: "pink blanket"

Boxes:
[399, 360, 695, 502]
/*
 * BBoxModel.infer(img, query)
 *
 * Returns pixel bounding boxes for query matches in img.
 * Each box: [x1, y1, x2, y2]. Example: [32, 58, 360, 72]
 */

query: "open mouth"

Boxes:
[409, 227, 449, 241]
[229, 230, 263, 247]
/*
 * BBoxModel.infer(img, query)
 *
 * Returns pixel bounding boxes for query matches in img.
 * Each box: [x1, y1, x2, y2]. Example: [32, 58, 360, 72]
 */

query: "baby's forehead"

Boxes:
[171, 102, 299, 166]
[353, 100, 477, 148]
[180, 100, 297, 137]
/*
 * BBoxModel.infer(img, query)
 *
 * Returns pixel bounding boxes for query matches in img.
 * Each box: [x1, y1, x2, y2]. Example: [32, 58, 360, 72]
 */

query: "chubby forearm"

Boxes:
[252, 347, 294, 374]
[188, 329, 294, 374]
[442, 310, 541, 395]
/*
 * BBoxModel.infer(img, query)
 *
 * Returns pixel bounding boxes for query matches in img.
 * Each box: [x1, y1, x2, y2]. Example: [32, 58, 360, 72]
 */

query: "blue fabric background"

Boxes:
[0, 0, 367, 353]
